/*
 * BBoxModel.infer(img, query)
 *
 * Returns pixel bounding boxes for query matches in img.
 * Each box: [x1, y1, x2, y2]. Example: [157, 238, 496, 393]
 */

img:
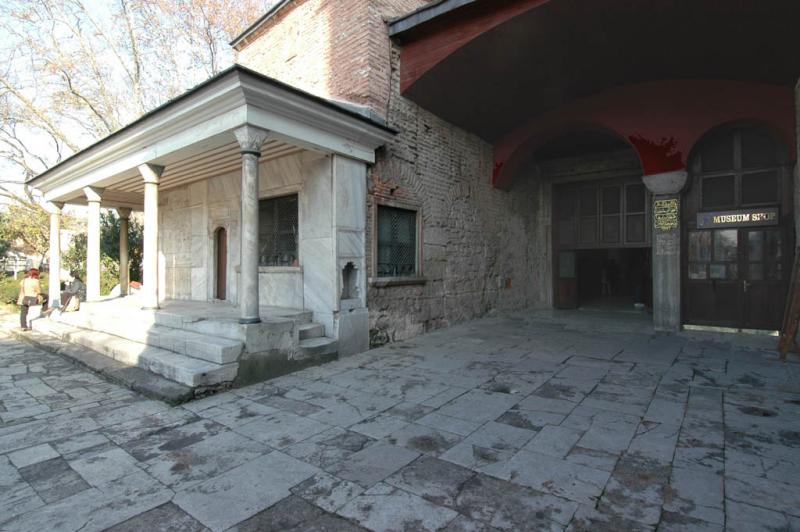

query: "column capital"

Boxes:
[42, 201, 64, 215]
[234, 125, 269, 155]
[83, 187, 105, 203]
[116, 207, 132, 220]
[138, 163, 165, 185]
[642, 170, 687, 196]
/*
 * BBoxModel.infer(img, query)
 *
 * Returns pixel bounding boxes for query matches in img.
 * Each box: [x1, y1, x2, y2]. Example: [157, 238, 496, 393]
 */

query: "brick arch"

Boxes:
[493, 80, 795, 189]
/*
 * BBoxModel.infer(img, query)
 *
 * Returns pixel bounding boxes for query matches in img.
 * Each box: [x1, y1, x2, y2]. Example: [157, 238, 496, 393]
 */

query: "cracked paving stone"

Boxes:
[597, 455, 670, 526]
[286, 427, 375, 471]
[174, 451, 319, 531]
[18, 456, 91, 503]
[337, 483, 458, 532]
[566, 504, 654, 532]
[385, 455, 475, 507]
[231, 495, 367, 532]
[385, 422, 463, 457]
[331, 441, 419, 489]
[662, 466, 724, 525]
[657, 511, 723, 532]
[454, 473, 578, 530]
[104, 502, 210, 532]
[291, 471, 365, 513]
[483, 449, 611, 505]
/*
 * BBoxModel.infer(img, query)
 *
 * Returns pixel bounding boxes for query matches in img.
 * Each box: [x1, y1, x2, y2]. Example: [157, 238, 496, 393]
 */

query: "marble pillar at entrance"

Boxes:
[234, 125, 269, 324]
[83, 187, 104, 302]
[45, 202, 63, 308]
[139, 163, 164, 309]
[117, 208, 131, 296]
[643, 170, 687, 332]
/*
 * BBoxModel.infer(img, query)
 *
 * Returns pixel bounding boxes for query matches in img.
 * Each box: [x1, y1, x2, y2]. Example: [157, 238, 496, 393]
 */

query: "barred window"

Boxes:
[377, 205, 417, 277]
[259, 194, 298, 267]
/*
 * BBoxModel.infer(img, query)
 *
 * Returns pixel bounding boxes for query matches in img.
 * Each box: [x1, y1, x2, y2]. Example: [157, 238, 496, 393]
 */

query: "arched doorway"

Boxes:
[683, 124, 793, 330]
[215, 227, 227, 300]
[541, 131, 652, 311]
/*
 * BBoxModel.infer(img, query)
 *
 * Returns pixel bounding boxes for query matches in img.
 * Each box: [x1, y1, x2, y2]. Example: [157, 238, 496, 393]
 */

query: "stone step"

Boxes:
[297, 336, 338, 360]
[76, 301, 313, 344]
[298, 322, 325, 340]
[54, 311, 243, 365]
[31, 318, 237, 388]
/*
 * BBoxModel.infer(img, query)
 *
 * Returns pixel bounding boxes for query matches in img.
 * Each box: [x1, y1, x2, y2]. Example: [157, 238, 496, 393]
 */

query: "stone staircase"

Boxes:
[30, 297, 338, 397]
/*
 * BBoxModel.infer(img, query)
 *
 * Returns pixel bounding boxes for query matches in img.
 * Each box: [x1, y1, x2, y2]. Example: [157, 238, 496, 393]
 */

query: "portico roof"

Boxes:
[30, 65, 395, 207]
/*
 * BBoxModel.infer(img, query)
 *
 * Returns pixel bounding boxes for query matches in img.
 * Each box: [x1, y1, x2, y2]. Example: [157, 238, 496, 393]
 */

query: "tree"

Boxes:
[63, 210, 144, 294]
[0, 185, 80, 267]
[0, 0, 275, 181]
[0, 0, 274, 279]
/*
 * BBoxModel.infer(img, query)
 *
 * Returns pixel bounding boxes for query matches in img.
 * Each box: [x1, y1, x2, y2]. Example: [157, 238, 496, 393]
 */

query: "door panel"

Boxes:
[555, 250, 578, 309]
[742, 228, 786, 329]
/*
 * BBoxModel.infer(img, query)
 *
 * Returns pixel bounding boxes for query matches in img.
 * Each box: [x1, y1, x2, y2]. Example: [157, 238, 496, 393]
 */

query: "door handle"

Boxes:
[743, 280, 749, 293]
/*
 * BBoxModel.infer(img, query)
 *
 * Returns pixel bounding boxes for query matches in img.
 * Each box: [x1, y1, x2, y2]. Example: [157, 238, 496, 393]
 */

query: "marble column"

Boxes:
[643, 170, 687, 332]
[117, 208, 131, 297]
[83, 187, 104, 302]
[234, 125, 269, 324]
[138, 164, 164, 309]
[45, 202, 63, 309]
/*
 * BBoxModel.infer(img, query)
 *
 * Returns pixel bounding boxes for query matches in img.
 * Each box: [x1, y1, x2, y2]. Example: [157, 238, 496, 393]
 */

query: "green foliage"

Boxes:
[63, 211, 143, 296]
[0, 271, 48, 306]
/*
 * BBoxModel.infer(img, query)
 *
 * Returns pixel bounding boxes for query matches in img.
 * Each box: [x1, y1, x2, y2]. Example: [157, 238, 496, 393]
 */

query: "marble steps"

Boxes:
[54, 311, 243, 365]
[297, 322, 325, 340]
[297, 336, 339, 360]
[31, 318, 237, 388]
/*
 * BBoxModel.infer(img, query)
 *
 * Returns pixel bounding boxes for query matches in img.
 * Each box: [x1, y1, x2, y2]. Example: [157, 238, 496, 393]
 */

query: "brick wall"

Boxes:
[236, 0, 546, 345]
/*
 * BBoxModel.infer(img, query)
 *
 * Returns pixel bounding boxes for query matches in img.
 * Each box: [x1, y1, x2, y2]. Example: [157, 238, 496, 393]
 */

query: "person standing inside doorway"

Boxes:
[17, 268, 42, 330]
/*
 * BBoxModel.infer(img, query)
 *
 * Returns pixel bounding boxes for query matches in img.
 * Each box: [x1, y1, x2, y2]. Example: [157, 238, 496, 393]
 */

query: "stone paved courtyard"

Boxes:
[1, 311, 800, 531]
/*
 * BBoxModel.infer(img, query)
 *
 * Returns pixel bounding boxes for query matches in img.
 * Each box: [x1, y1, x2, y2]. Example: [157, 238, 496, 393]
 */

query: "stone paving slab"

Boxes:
[2, 312, 800, 530]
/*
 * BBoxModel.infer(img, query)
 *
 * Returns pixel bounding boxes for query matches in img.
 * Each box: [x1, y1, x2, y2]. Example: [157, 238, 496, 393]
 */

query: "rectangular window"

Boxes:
[377, 205, 417, 277]
[258, 194, 298, 267]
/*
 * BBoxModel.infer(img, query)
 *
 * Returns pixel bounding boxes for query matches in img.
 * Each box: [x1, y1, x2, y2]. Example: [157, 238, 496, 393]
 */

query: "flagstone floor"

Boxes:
[1, 310, 799, 531]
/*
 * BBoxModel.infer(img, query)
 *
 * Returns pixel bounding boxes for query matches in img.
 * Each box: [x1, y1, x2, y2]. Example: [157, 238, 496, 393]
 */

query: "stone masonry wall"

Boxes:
[236, 0, 546, 345]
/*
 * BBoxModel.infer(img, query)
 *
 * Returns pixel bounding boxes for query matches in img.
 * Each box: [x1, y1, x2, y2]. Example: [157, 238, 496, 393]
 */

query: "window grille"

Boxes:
[377, 205, 417, 277]
[258, 194, 298, 267]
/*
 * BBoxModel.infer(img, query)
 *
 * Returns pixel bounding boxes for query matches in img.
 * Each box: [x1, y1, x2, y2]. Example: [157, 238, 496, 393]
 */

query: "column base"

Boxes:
[239, 317, 261, 325]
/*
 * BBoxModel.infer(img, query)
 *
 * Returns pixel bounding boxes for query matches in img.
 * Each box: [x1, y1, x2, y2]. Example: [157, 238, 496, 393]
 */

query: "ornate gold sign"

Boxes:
[697, 208, 779, 229]
[654, 198, 679, 232]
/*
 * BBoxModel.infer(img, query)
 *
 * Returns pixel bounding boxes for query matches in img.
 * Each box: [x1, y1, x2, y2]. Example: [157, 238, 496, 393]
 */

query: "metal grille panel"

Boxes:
[377, 206, 417, 277]
[259, 195, 298, 266]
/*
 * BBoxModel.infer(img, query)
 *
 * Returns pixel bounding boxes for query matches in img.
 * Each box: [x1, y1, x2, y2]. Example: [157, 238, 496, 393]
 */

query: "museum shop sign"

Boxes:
[696, 207, 779, 229]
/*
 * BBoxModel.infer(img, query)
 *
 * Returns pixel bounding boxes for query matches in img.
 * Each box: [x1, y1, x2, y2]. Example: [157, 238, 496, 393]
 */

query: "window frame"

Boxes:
[370, 195, 424, 286]
[257, 192, 299, 268]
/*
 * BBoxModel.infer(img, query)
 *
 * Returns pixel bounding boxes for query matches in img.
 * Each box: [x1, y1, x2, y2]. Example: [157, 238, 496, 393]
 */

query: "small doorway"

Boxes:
[215, 227, 227, 300]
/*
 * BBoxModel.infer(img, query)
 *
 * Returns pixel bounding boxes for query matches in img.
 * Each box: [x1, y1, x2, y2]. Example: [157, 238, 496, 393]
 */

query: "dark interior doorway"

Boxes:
[576, 248, 652, 311]
[215, 227, 227, 300]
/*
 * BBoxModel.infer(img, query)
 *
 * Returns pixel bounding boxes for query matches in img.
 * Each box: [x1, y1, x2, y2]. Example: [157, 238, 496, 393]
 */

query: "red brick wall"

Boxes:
[236, 1, 542, 345]
[237, 0, 430, 114]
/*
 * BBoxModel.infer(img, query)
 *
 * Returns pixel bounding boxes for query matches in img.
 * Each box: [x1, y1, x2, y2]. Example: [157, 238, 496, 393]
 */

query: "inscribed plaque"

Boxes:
[654, 198, 679, 233]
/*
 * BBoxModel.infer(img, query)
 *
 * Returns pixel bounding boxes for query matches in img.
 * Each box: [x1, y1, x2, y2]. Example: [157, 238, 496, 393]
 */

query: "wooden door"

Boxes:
[742, 227, 788, 329]
[215, 227, 227, 300]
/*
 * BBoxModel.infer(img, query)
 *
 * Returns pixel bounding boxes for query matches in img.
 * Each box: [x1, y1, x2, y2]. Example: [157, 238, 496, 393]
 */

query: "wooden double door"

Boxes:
[684, 226, 788, 330]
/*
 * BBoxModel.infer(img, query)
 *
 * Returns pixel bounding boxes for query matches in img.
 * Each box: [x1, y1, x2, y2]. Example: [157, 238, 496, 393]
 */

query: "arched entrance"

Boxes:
[683, 124, 794, 330]
[541, 131, 652, 312]
[214, 227, 227, 300]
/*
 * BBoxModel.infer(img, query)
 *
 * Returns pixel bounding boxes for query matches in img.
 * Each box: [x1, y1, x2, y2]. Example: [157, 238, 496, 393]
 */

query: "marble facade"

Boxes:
[158, 150, 370, 356]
